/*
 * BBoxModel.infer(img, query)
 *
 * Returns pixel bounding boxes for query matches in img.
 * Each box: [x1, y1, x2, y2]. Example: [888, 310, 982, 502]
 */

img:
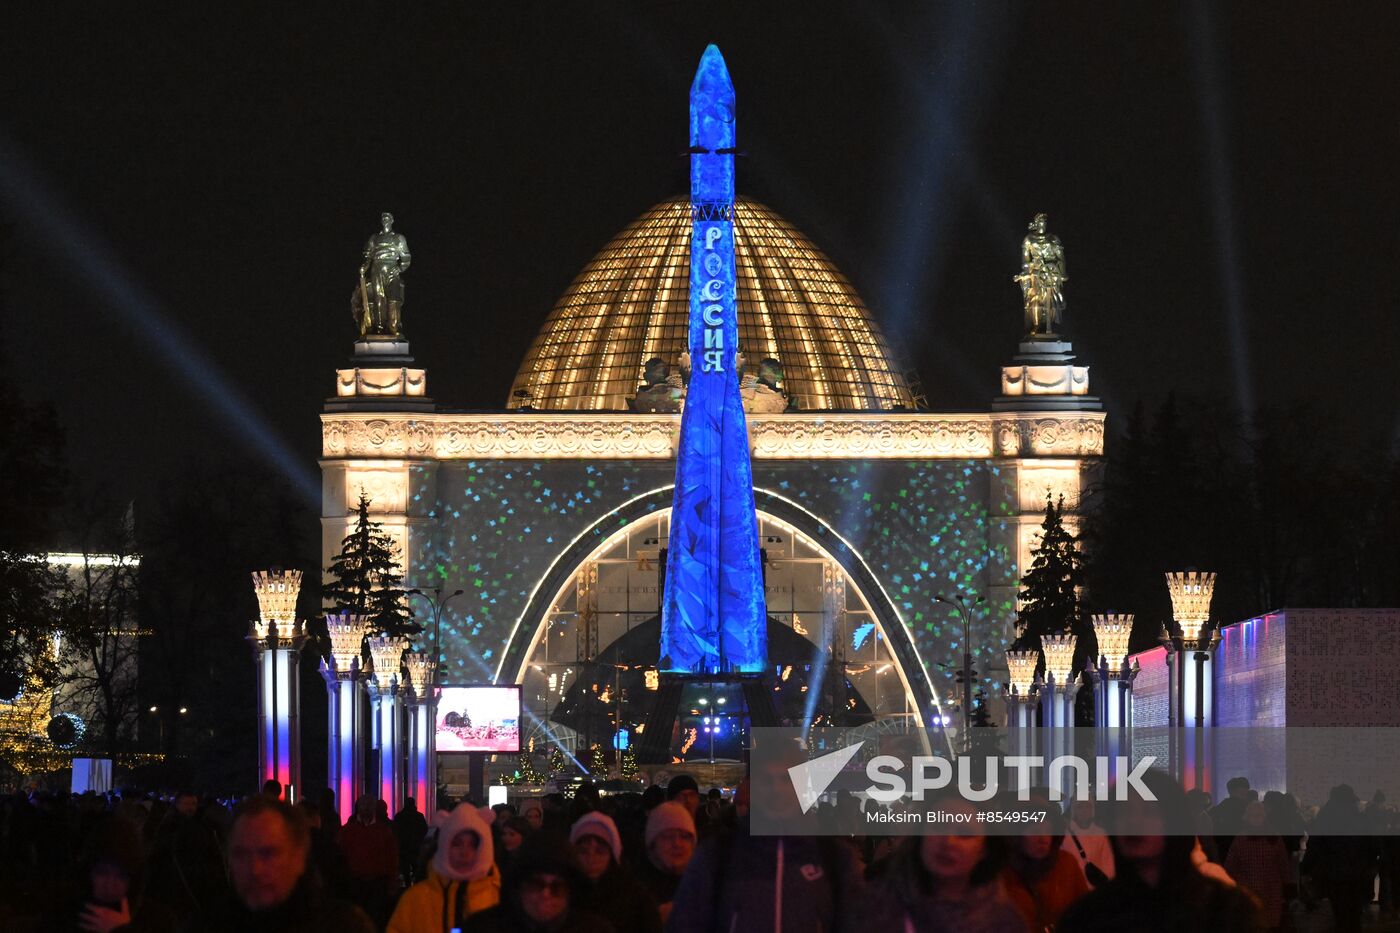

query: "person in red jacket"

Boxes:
[337, 795, 400, 927]
[1000, 798, 1090, 931]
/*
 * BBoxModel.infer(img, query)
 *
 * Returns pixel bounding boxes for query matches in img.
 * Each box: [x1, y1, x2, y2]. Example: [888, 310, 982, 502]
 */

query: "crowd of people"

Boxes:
[0, 764, 1394, 932]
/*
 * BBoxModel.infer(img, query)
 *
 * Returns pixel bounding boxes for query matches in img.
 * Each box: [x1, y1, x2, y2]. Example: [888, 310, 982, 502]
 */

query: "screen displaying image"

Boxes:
[435, 685, 522, 753]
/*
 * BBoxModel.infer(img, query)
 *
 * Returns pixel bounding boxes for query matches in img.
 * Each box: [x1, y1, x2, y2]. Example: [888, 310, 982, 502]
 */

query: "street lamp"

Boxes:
[1165, 572, 1218, 792]
[407, 588, 465, 684]
[250, 569, 305, 799]
[935, 592, 985, 752]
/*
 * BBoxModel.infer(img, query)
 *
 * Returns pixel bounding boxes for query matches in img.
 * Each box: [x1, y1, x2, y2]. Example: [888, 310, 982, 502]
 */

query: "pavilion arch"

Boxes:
[495, 485, 946, 749]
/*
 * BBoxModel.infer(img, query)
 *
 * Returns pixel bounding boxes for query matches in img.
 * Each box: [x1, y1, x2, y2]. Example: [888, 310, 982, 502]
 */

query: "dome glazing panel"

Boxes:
[509, 197, 914, 411]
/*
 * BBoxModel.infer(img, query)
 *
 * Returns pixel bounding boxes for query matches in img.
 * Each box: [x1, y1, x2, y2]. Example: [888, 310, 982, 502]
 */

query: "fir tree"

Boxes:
[588, 743, 609, 777]
[323, 492, 417, 638]
[547, 745, 567, 777]
[1014, 495, 1090, 667]
[619, 746, 638, 781]
[517, 751, 544, 785]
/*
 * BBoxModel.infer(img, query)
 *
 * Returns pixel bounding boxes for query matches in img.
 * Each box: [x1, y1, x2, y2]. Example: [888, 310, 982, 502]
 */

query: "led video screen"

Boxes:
[435, 685, 522, 753]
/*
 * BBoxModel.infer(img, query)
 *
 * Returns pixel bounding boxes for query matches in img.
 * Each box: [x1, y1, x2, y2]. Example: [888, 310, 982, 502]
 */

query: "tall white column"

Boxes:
[322, 614, 369, 825]
[403, 650, 438, 817]
[1166, 572, 1217, 794]
[369, 636, 408, 816]
[1004, 649, 1040, 777]
[250, 570, 305, 800]
[1090, 614, 1136, 797]
[1038, 633, 1077, 798]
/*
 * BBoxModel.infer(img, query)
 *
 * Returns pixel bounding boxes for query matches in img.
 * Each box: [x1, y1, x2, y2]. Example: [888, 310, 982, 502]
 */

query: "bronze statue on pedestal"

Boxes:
[352, 212, 412, 338]
[1015, 213, 1066, 338]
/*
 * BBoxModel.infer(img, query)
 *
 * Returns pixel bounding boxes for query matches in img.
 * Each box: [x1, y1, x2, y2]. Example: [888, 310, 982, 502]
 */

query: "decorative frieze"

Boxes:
[321, 411, 1105, 461]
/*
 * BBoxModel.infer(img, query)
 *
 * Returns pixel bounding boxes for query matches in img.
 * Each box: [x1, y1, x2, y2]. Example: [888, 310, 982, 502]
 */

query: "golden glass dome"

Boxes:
[508, 197, 914, 411]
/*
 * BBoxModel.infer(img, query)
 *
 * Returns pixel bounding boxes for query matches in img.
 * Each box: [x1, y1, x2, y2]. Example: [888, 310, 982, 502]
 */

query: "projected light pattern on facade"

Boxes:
[659, 44, 766, 674]
[409, 457, 1016, 726]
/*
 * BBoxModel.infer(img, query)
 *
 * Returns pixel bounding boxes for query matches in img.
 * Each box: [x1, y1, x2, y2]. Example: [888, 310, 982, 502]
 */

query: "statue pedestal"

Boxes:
[353, 338, 413, 360]
[325, 338, 434, 412]
[993, 339, 1099, 412]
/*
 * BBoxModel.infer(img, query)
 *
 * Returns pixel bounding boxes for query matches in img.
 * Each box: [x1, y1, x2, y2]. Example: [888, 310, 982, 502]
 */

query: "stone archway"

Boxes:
[495, 487, 946, 755]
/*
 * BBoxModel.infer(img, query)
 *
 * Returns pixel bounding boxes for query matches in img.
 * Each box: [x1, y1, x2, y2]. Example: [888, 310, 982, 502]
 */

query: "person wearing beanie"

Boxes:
[464, 837, 612, 933]
[569, 811, 661, 933]
[388, 803, 502, 933]
[637, 801, 696, 923]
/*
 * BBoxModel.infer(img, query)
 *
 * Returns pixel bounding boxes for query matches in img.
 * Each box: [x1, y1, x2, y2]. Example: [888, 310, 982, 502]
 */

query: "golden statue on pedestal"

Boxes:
[352, 212, 412, 338]
[1015, 213, 1066, 338]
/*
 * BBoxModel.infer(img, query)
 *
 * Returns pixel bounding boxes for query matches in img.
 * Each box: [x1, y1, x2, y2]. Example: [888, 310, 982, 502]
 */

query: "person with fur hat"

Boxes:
[387, 803, 502, 933]
[464, 837, 613, 933]
[635, 801, 696, 923]
[570, 810, 661, 933]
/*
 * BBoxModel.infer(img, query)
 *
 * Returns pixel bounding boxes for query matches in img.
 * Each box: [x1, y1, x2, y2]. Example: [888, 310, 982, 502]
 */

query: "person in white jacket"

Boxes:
[1063, 799, 1116, 886]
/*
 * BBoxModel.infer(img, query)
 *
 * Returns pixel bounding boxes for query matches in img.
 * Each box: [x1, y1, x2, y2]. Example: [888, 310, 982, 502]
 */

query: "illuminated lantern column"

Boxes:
[1038, 634, 1077, 772]
[321, 614, 369, 825]
[1004, 649, 1040, 766]
[249, 570, 305, 799]
[1165, 572, 1217, 792]
[403, 650, 438, 817]
[368, 636, 408, 815]
[1090, 614, 1136, 794]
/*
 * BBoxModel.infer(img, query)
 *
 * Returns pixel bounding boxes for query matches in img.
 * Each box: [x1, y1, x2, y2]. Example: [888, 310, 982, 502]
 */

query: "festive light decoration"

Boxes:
[1091, 614, 1134, 669]
[368, 635, 409, 815]
[326, 614, 369, 674]
[251, 570, 302, 642]
[1165, 573, 1219, 793]
[249, 570, 304, 800]
[1166, 572, 1216, 644]
[1040, 633, 1077, 684]
[321, 613, 369, 825]
[1005, 649, 1039, 696]
[401, 649, 437, 815]
[369, 636, 408, 684]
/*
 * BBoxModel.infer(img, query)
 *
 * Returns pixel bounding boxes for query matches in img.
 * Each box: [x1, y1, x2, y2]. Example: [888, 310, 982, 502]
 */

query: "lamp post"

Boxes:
[407, 588, 464, 684]
[1039, 632, 1077, 784]
[935, 592, 984, 753]
[321, 613, 369, 825]
[1165, 572, 1217, 793]
[1004, 649, 1040, 767]
[1090, 614, 1136, 794]
[368, 635, 409, 816]
[403, 650, 438, 816]
[249, 570, 305, 800]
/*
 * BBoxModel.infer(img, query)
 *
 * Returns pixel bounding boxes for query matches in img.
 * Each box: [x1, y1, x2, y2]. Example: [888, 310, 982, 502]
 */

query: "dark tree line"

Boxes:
[1080, 393, 1400, 653]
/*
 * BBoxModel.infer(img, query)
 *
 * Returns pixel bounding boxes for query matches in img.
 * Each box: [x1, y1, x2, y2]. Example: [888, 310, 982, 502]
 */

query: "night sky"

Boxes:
[3, 3, 1398, 508]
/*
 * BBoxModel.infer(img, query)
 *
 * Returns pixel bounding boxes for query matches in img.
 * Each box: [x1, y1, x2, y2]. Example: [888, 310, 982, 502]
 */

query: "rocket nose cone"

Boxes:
[690, 44, 734, 100]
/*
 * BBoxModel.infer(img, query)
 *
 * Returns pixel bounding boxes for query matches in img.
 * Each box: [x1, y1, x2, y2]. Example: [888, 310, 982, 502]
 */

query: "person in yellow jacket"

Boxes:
[388, 803, 502, 933]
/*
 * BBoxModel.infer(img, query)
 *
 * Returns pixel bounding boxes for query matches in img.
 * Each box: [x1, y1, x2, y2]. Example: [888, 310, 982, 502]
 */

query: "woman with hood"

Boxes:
[1058, 769, 1261, 933]
[388, 803, 502, 933]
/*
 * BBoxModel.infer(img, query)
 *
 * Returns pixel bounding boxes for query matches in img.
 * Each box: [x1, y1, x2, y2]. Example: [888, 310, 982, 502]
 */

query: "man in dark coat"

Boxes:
[186, 797, 373, 933]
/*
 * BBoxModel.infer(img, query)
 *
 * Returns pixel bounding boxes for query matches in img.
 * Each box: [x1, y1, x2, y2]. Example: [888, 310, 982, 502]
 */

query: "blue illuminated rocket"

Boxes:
[660, 45, 767, 675]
